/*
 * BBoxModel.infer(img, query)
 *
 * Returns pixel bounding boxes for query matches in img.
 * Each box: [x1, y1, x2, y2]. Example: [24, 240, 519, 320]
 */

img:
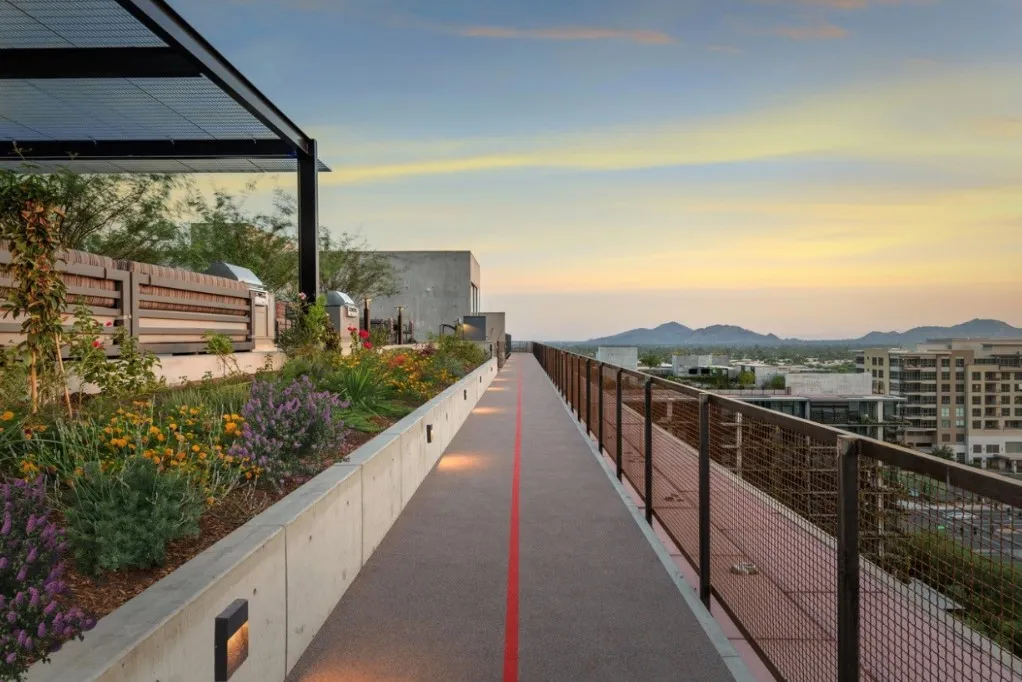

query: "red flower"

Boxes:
[104, 320, 113, 327]
[363, 341, 373, 350]
[347, 326, 357, 334]
[358, 329, 370, 340]
[92, 340, 103, 349]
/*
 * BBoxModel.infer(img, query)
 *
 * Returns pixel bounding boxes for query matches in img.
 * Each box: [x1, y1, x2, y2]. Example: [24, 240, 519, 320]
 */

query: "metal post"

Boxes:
[396, 306, 404, 345]
[837, 436, 861, 682]
[362, 299, 370, 333]
[586, 359, 592, 433]
[616, 369, 623, 480]
[698, 393, 711, 607]
[296, 139, 319, 303]
[574, 356, 581, 420]
[644, 379, 653, 524]
[598, 363, 604, 453]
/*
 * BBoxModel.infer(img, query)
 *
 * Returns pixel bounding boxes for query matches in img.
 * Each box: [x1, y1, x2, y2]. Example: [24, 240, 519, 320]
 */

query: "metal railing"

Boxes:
[531, 343, 1022, 682]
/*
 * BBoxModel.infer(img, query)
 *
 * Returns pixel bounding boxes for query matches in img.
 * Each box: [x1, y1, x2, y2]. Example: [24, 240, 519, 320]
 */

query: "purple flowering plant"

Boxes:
[229, 376, 348, 487]
[0, 478, 94, 680]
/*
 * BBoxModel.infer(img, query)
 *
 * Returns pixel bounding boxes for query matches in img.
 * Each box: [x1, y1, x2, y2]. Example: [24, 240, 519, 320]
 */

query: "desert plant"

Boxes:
[0, 478, 94, 680]
[103, 328, 162, 396]
[64, 458, 204, 575]
[229, 376, 347, 486]
[203, 331, 240, 377]
[277, 294, 331, 357]
[325, 362, 390, 412]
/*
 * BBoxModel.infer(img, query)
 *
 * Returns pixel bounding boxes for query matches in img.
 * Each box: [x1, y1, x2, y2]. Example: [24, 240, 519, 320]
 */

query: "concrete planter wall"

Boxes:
[29, 358, 499, 682]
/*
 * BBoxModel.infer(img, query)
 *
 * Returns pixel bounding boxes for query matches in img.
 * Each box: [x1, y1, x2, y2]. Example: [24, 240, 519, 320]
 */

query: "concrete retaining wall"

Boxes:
[29, 357, 499, 682]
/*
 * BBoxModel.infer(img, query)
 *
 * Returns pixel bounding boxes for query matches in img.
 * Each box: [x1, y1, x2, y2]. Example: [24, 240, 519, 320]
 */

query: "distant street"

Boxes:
[902, 506, 1022, 559]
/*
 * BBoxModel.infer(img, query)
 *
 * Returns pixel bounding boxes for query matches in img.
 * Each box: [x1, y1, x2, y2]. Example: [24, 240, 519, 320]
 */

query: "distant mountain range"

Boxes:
[584, 319, 1022, 347]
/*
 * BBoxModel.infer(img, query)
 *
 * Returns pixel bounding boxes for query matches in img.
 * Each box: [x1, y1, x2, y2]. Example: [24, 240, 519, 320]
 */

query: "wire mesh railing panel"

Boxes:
[601, 366, 618, 462]
[588, 361, 600, 439]
[619, 372, 647, 500]
[707, 400, 840, 682]
[649, 382, 703, 564]
[857, 453, 1022, 681]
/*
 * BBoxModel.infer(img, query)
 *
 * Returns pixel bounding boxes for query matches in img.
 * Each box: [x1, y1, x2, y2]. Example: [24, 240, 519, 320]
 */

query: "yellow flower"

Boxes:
[206, 496, 215, 506]
[157, 434, 166, 442]
[224, 422, 237, 433]
[149, 426, 161, 435]
[153, 456, 161, 465]
[168, 423, 177, 431]
[189, 408, 199, 416]
[245, 472, 252, 479]
[191, 444, 200, 452]
[1, 411, 13, 421]
[199, 452, 207, 460]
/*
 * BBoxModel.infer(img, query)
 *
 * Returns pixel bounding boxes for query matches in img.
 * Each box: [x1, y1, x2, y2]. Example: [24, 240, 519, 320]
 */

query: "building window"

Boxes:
[941, 372, 951, 381]
[973, 420, 983, 429]
[941, 419, 951, 428]
[988, 444, 1001, 454]
[941, 385, 950, 393]
[956, 358, 965, 367]
[955, 407, 965, 417]
[942, 433, 951, 442]
[1007, 442, 1022, 454]
[879, 370, 884, 378]
[973, 444, 983, 453]
[956, 384, 965, 394]
[872, 357, 878, 366]
[1004, 408, 1012, 417]
[1016, 408, 1022, 417]
[955, 419, 965, 428]
[956, 433, 965, 443]
[1016, 372, 1022, 380]
[1003, 396, 1012, 405]
[941, 407, 950, 417]
[956, 395, 965, 405]
[972, 384, 982, 392]
[972, 396, 982, 405]
[973, 372, 981, 381]
[941, 358, 951, 368]
[973, 408, 982, 417]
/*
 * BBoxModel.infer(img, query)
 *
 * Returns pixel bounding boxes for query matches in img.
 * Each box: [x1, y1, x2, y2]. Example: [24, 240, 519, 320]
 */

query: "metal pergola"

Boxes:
[0, 0, 326, 299]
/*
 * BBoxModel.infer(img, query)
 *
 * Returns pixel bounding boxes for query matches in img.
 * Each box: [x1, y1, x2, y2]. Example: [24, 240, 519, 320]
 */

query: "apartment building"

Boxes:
[857, 340, 1022, 469]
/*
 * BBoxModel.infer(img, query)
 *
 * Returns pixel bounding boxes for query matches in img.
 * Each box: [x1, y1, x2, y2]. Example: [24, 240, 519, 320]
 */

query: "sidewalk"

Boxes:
[286, 354, 740, 681]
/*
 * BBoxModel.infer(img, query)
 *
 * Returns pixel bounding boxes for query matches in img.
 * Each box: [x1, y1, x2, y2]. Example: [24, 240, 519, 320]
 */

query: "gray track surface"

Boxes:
[287, 354, 736, 682]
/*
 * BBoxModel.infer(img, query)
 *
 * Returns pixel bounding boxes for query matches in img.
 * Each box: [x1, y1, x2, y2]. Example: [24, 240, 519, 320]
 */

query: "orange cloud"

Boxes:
[769, 20, 848, 39]
[454, 25, 674, 44]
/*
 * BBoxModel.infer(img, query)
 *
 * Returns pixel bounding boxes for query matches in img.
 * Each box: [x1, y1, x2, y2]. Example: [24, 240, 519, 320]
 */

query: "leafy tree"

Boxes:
[0, 169, 183, 262]
[638, 351, 663, 369]
[736, 370, 756, 387]
[931, 445, 956, 460]
[765, 374, 786, 390]
[319, 231, 400, 302]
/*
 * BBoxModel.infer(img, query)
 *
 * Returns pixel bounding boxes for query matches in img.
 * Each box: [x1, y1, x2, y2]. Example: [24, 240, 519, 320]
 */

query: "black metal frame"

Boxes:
[0, 0, 323, 301]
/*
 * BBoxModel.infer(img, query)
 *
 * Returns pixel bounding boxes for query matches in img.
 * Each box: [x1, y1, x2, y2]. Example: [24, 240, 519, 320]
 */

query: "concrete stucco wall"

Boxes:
[596, 346, 638, 371]
[29, 358, 499, 682]
[371, 251, 477, 342]
[785, 373, 872, 395]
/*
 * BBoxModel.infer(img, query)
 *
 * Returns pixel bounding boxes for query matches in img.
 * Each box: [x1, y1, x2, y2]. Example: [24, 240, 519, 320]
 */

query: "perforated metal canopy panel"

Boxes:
[0, 0, 326, 173]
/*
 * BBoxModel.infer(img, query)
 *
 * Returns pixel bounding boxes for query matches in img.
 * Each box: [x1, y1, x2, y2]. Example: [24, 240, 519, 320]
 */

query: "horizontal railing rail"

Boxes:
[530, 342, 1022, 682]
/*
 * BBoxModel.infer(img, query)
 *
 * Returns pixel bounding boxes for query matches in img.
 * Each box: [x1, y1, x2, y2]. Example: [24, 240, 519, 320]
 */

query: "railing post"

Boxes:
[644, 378, 653, 525]
[586, 359, 592, 433]
[837, 436, 861, 682]
[616, 369, 623, 480]
[575, 356, 581, 421]
[698, 393, 711, 608]
[597, 363, 604, 453]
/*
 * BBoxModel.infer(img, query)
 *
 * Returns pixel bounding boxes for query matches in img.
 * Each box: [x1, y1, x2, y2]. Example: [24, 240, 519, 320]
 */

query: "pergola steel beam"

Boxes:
[297, 140, 319, 302]
[3, 139, 295, 161]
[0, 48, 201, 79]
[114, 0, 311, 155]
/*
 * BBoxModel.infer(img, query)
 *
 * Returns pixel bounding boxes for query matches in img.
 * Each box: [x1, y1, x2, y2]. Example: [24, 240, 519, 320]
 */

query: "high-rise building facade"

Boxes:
[856, 340, 1022, 469]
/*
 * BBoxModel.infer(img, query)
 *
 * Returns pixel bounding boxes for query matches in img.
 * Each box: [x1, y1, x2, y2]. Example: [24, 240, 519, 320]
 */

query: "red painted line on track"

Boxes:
[503, 366, 523, 682]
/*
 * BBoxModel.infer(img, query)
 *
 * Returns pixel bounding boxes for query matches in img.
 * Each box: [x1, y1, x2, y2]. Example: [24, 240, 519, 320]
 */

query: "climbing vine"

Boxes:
[0, 173, 72, 414]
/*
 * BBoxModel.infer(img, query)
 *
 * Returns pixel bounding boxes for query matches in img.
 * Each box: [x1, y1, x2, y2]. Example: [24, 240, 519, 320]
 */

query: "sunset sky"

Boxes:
[173, 0, 1022, 340]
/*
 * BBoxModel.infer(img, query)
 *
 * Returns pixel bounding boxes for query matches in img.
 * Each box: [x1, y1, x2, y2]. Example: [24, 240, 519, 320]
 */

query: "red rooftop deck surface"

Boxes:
[286, 354, 741, 682]
[598, 385, 1022, 682]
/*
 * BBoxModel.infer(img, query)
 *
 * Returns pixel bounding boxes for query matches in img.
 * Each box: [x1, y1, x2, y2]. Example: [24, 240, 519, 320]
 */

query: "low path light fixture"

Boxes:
[215, 599, 249, 681]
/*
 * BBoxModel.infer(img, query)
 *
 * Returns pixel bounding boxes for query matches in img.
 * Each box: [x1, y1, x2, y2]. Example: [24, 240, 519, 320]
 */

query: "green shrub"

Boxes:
[435, 335, 486, 373]
[277, 295, 331, 357]
[324, 362, 391, 412]
[65, 457, 204, 575]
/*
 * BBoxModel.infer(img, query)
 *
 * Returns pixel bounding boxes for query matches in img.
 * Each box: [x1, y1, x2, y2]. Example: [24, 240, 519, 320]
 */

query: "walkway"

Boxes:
[286, 354, 740, 682]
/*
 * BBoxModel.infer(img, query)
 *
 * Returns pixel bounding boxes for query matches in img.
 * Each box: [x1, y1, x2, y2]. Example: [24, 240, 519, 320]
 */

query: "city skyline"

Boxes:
[174, 0, 1022, 339]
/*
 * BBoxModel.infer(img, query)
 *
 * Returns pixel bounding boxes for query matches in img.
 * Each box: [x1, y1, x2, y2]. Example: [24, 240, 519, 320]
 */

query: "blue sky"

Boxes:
[174, 0, 1022, 340]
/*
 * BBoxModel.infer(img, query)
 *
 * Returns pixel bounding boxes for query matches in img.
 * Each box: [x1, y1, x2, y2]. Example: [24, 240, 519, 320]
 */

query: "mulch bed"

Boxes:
[65, 427, 382, 620]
